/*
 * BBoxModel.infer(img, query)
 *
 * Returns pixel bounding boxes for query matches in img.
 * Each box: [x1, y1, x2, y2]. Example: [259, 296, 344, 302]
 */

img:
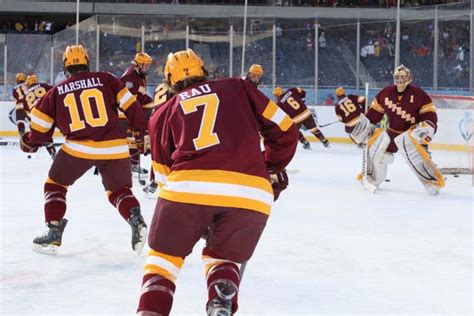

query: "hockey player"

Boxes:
[142, 79, 175, 197]
[334, 86, 366, 135]
[245, 64, 264, 87]
[137, 49, 298, 315]
[20, 45, 148, 255]
[120, 52, 154, 176]
[350, 65, 444, 195]
[12, 73, 28, 136]
[273, 86, 330, 149]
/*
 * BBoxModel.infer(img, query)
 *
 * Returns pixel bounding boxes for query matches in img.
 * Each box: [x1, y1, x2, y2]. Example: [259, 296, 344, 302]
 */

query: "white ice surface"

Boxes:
[1, 142, 472, 315]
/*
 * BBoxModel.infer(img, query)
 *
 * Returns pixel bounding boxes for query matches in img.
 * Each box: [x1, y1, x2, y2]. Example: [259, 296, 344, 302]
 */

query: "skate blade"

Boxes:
[32, 243, 59, 255]
[133, 226, 148, 255]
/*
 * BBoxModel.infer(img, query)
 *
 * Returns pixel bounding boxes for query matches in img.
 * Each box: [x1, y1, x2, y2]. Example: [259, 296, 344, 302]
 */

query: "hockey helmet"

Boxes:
[133, 52, 153, 66]
[273, 87, 284, 98]
[336, 87, 346, 97]
[63, 45, 89, 69]
[16, 72, 26, 83]
[165, 49, 205, 87]
[26, 74, 38, 86]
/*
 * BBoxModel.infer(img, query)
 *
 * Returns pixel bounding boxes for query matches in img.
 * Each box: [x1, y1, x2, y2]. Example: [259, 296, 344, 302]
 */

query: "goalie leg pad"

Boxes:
[394, 130, 445, 195]
[362, 129, 392, 191]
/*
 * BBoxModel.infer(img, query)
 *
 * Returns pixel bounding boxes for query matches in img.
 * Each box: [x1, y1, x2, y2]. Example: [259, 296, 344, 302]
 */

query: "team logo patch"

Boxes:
[126, 81, 133, 89]
[8, 108, 16, 126]
[459, 111, 472, 142]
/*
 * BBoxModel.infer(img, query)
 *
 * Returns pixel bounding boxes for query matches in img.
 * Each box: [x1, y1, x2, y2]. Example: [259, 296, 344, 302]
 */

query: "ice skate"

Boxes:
[207, 281, 237, 316]
[32, 219, 68, 255]
[128, 207, 147, 255]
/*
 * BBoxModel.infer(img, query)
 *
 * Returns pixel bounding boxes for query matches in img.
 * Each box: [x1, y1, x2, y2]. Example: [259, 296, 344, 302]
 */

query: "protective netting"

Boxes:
[429, 95, 473, 174]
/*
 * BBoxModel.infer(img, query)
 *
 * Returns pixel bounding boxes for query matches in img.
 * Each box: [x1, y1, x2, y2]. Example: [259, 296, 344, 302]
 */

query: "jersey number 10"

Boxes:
[64, 88, 109, 132]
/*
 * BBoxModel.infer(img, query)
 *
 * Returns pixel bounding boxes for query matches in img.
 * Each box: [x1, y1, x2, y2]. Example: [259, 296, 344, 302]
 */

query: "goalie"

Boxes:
[351, 65, 444, 195]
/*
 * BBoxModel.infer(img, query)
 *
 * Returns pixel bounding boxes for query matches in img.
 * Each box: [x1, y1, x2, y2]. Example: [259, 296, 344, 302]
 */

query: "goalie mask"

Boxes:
[393, 64, 412, 93]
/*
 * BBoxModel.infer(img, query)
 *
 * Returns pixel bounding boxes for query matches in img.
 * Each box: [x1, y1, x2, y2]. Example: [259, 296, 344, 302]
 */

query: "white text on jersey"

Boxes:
[178, 84, 211, 100]
[57, 78, 104, 95]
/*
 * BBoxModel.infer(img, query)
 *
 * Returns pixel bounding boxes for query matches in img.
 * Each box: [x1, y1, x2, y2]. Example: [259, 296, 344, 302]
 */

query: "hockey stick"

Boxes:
[361, 83, 376, 193]
[0, 141, 62, 147]
[138, 155, 146, 186]
[318, 120, 340, 128]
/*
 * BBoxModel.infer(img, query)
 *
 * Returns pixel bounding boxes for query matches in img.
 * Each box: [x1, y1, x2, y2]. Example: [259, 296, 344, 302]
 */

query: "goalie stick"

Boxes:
[361, 83, 377, 193]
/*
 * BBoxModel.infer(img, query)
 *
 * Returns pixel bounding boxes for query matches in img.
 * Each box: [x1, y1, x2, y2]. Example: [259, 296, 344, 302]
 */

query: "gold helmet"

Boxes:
[63, 45, 89, 69]
[248, 64, 264, 75]
[26, 74, 38, 86]
[273, 87, 284, 97]
[133, 52, 153, 66]
[165, 49, 205, 87]
[335, 87, 345, 97]
[393, 64, 412, 92]
[16, 72, 26, 83]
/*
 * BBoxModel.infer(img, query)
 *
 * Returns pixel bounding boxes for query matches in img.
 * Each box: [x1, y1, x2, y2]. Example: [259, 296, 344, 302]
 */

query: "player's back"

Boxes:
[278, 87, 309, 119]
[48, 71, 124, 142]
[156, 77, 269, 179]
[22, 83, 52, 114]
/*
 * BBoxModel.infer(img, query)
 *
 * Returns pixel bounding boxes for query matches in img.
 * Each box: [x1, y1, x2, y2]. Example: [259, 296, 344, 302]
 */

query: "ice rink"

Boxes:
[1, 141, 472, 315]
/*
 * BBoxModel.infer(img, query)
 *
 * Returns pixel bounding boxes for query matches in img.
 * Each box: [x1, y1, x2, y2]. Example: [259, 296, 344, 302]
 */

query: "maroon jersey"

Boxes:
[367, 84, 437, 133]
[121, 66, 153, 108]
[335, 94, 366, 133]
[153, 82, 174, 110]
[149, 78, 298, 216]
[13, 83, 28, 110]
[276, 87, 312, 124]
[20, 83, 53, 116]
[366, 84, 437, 152]
[29, 71, 145, 160]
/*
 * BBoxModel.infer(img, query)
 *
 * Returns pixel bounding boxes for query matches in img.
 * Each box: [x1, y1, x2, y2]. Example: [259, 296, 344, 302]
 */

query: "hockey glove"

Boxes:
[411, 121, 435, 144]
[268, 168, 289, 201]
[132, 129, 146, 155]
[20, 132, 39, 153]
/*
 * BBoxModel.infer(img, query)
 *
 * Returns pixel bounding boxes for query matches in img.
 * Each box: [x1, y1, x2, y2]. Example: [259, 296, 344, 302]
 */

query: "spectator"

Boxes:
[319, 31, 326, 48]
[324, 93, 335, 105]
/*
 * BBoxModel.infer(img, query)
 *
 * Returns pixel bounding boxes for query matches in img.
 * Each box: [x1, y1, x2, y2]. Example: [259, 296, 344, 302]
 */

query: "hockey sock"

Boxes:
[311, 128, 327, 142]
[130, 148, 139, 165]
[137, 274, 176, 315]
[203, 248, 241, 313]
[44, 181, 67, 223]
[108, 187, 140, 220]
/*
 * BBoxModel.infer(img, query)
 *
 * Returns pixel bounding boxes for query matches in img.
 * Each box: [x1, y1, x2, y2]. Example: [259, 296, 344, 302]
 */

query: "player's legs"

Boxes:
[204, 208, 268, 315]
[301, 116, 329, 147]
[298, 130, 311, 149]
[97, 158, 147, 254]
[138, 199, 211, 315]
[33, 150, 94, 254]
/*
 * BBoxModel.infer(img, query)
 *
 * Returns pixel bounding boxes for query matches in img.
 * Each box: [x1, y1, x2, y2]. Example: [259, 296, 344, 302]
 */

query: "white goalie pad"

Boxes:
[362, 129, 393, 192]
[394, 129, 445, 195]
[351, 115, 374, 144]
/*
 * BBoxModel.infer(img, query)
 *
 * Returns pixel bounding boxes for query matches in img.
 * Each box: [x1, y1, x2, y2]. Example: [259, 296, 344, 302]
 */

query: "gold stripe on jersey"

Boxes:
[166, 169, 273, 194]
[152, 161, 171, 185]
[292, 109, 312, 124]
[144, 250, 184, 282]
[370, 99, 384, 113]
[30, 122, 50, 133]
[116, 87, 128, 103]
[159, 190, 272, 215]
[15, 103, 23, 110]
[30, 108, 54, 133]
[61, 138, 129, 160]
[142, 102, 155, 109]
[419, 102, 436, 114]
[262, 101, 293, 132]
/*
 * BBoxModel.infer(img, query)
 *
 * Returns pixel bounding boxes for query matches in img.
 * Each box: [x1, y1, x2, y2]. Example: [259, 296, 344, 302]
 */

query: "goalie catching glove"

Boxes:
[267, 168, 289, 201]
[20, 132, 39, 153]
